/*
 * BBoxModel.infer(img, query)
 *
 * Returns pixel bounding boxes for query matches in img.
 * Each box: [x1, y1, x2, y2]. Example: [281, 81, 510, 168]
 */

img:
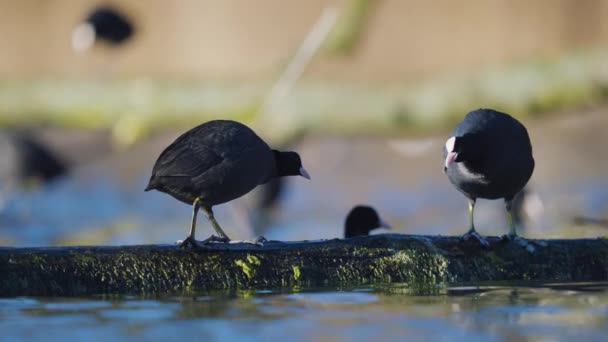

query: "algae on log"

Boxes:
[1, 234, 608, 296]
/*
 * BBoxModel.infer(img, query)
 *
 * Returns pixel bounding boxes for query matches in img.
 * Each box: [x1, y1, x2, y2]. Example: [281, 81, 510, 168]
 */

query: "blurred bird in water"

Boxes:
[344, 205, 391, 238]
[0, 131, 68, 218]
[0, 131, 67, 187]
[230, 177, 286, 238]
[72, 5, 135, 52]
[510, 186, 544, 231]
[230, 131, 308, 238]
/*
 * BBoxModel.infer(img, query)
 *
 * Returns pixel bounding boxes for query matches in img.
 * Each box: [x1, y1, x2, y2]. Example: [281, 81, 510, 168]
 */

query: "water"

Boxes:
[1, 282, 607, 341]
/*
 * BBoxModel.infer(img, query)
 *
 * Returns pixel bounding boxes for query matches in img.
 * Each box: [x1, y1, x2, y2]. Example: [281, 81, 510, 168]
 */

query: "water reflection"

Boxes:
[2, 282, 608, 341]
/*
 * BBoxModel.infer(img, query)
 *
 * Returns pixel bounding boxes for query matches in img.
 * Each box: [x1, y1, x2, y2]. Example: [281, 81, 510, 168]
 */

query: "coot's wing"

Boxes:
[151, 140, 224, 181]
[147, 120, 271, 193]
[149, 122, 259, 180]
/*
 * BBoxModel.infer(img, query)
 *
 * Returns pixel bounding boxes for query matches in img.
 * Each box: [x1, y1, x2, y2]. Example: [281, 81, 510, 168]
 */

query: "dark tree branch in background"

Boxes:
[573, 216, 608, 228]
[1, 234, 608, 297]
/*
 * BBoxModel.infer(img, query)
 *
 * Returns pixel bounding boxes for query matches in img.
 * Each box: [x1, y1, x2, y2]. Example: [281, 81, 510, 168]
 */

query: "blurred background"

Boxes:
[1, 0, 608, 246]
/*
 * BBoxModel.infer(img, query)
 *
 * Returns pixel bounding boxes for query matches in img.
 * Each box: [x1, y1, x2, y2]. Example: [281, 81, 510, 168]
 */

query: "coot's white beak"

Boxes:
[378, 219, 392, 230]
[444, 136, 458, 172]
[299, 167, 311, 180]
[445, 151, 458, 170]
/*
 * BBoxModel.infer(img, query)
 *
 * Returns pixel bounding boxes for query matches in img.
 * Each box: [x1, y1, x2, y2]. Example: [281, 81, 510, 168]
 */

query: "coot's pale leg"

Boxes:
[203, 206, 231, 241]
[461, 198, 489, 247]
[467, 198, 476, 233]
[505, 198, 518, 237]
[179, 197, 201, 248]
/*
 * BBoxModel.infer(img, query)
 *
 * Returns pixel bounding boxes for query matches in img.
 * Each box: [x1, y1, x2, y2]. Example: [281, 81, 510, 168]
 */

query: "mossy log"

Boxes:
[1, 234, 608, 297]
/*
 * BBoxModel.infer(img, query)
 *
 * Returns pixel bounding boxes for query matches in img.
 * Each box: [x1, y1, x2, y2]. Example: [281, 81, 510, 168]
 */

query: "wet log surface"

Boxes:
[1, 234, 608, 296]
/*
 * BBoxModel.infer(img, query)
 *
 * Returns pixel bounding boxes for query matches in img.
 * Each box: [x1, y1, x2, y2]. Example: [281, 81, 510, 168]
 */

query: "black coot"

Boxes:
[239, 177, 286, 236]
[145, 120, 310, 247]
[443, 108, 534, 244]
[72, 5, 134, 51]
[0, 131, 67, 186]
[344, 205, 391, 238]
[14, 133, 67, 183]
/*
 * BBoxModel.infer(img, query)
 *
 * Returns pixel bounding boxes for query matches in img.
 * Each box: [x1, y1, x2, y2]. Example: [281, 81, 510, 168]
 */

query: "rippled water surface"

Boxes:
[2, 283, 608, 341]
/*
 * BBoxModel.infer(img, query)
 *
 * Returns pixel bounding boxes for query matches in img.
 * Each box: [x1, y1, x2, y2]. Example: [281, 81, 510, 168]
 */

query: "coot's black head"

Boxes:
[273, 151, 310, 180]
[344, 205, 391, 238]
[443, 133, 484, 173]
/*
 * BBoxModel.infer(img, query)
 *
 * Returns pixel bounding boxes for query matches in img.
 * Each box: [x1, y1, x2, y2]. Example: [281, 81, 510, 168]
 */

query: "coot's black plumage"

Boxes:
[443, 108, 534, 242]
[145, 120, 310, 247]
[344, 205, 391, 238]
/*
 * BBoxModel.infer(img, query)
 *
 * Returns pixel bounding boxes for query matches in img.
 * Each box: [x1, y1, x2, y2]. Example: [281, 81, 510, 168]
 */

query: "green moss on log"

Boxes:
[1, 234, 608, 297]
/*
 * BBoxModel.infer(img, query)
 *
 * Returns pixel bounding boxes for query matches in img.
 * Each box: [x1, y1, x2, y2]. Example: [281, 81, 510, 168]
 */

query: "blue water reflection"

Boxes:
[2, 283, 608, 341]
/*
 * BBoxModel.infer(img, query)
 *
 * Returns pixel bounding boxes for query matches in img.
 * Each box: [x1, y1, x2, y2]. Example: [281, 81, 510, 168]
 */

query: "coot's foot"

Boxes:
[251, 236, 268, 246]
[460, 230, 490, 248]
[177, 235, 196, 248]
[177, 235, 230, 249]
[502, 234, 545, 253]
[200, 235, 231, 244]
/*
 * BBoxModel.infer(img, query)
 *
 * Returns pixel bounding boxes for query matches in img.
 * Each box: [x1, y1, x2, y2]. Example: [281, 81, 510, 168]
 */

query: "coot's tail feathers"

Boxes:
[144, 179, 156, 192]
[145, 174, 192, 191]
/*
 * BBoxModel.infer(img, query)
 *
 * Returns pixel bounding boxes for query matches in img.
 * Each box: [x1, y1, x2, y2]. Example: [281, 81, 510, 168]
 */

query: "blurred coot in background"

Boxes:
[344, 205, 391, 238]
[72, 5, 135, 52]
[0, 131, 67, 187]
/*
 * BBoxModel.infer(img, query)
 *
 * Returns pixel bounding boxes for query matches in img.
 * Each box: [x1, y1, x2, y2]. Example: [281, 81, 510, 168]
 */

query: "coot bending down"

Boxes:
[443, 109, 534, 245]
[145, 120, 310, 248]
[344, 205, 391, 238]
